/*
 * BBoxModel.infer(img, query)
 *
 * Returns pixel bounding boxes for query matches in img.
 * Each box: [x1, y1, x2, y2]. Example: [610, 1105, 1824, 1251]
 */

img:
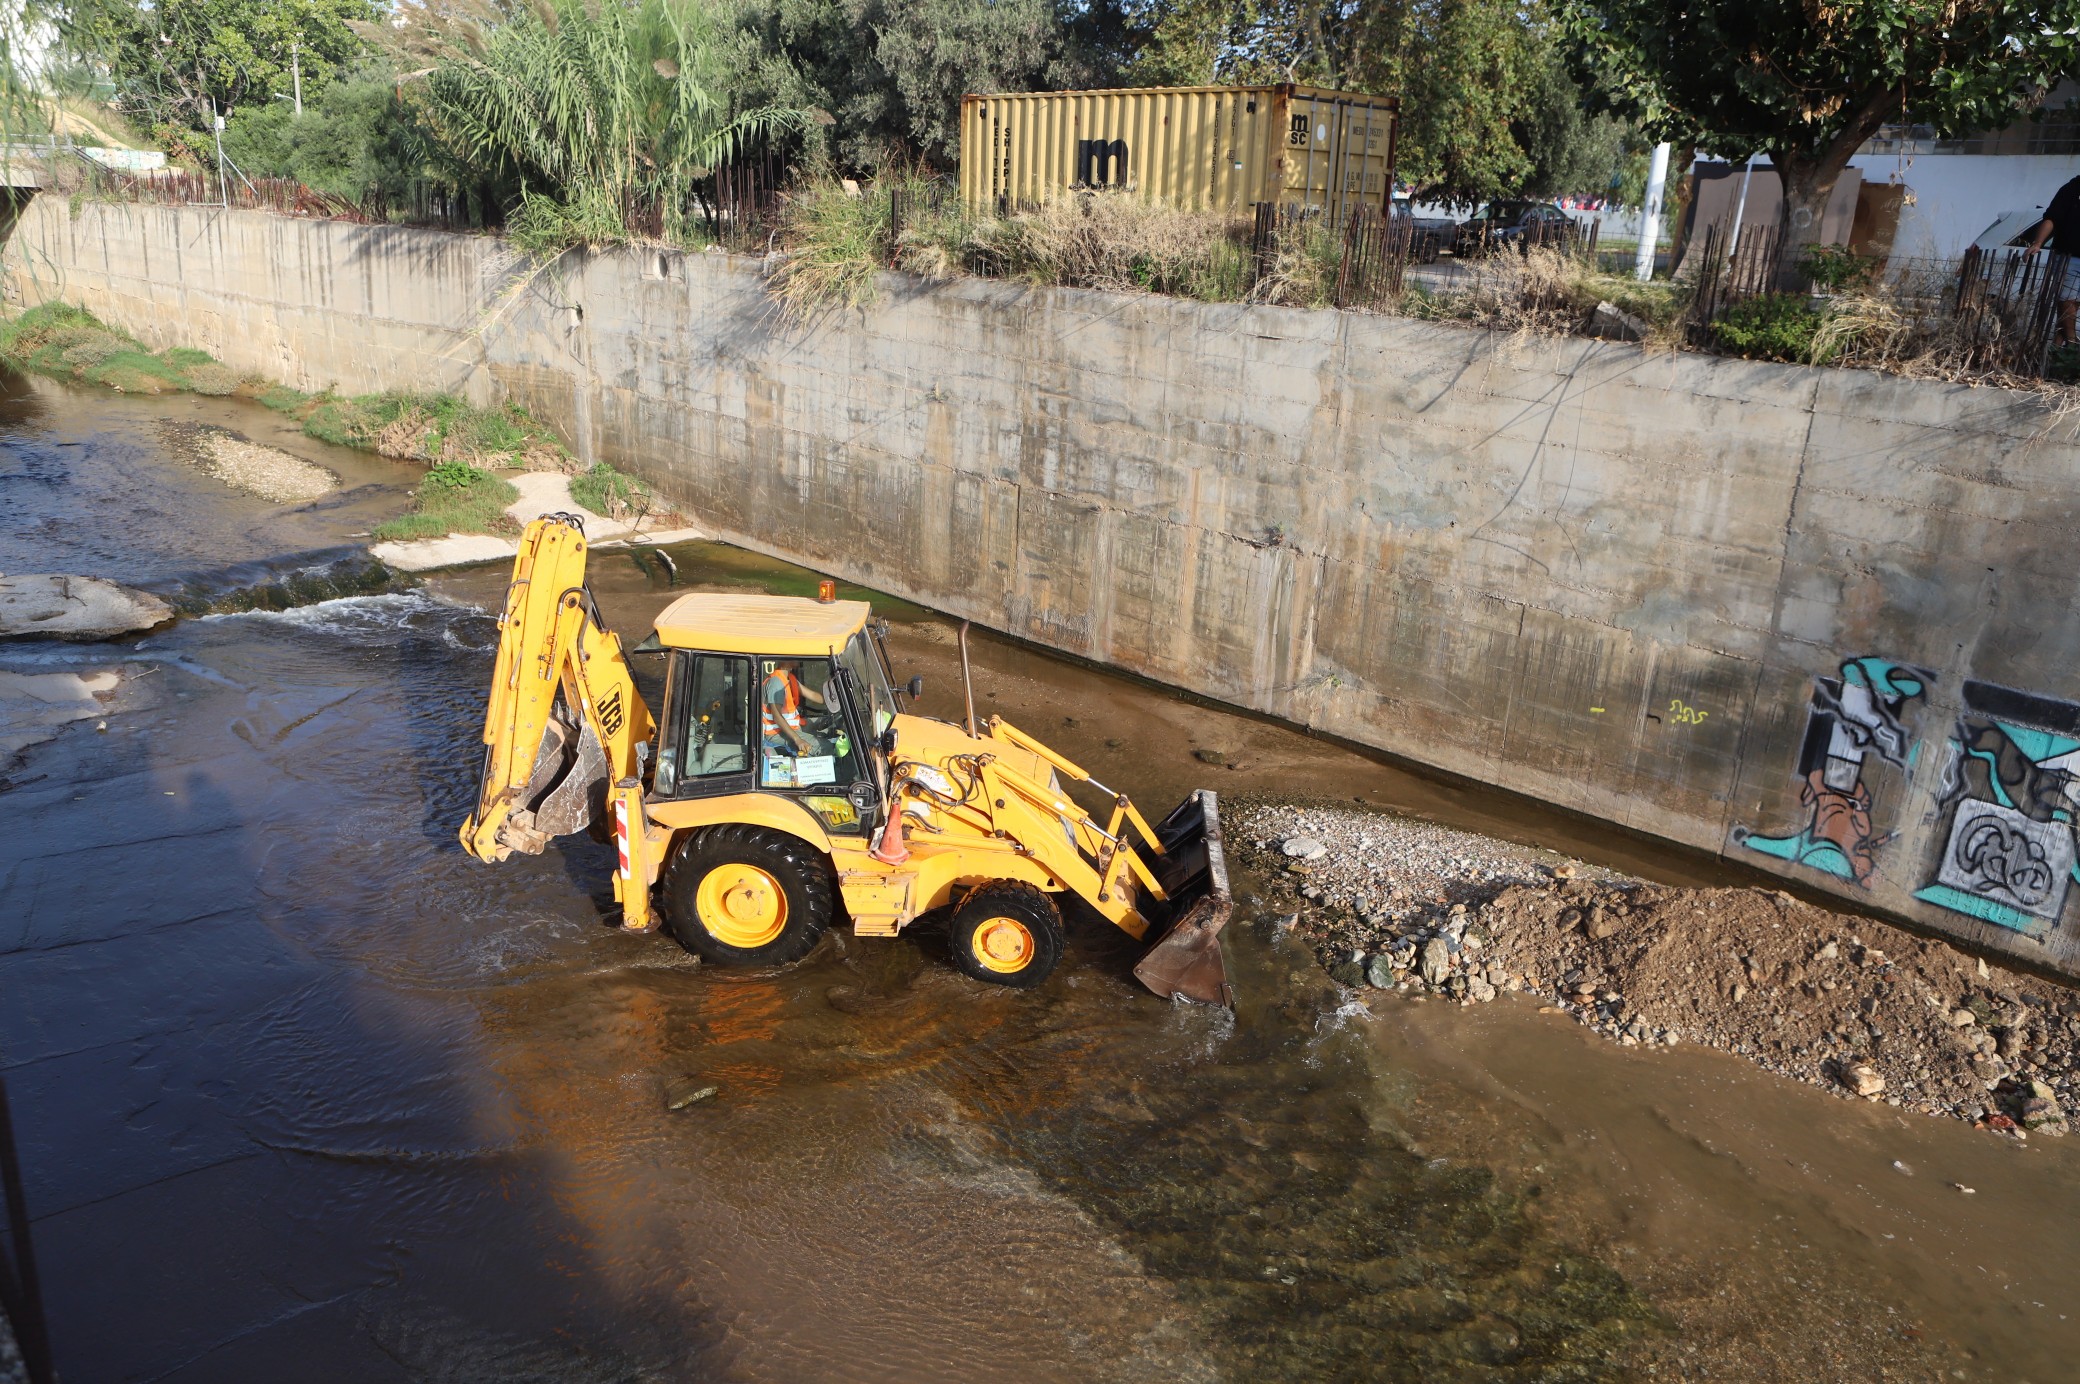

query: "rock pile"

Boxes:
[1241, 799, 2080, 1137]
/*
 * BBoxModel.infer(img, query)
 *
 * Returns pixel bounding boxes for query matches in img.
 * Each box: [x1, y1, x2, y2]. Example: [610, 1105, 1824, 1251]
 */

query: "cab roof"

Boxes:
[651, 592, 870, 656]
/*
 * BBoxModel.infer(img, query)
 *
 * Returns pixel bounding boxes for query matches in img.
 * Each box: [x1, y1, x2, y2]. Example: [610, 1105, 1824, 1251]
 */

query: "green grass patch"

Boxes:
[1568, 272, 1688, 328]
[0, 300, 580, 543]
[0, 304, 570, 469]
[371, 459, 521, 542]
[254, 383, 311, 413]
[569, 461, 653, 518]
[300, 390, 564, 467]
[1711, 292, 1828, 363]
[0, 301, 260, 396]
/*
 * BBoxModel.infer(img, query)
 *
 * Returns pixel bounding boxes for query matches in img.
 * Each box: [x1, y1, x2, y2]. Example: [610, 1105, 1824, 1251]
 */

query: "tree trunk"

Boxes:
[1774, 153, 1844, 290]
[1666, 144, 1700, 268]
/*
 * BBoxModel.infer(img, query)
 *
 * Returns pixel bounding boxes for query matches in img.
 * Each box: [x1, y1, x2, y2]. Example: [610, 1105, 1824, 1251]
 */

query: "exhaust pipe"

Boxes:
[958, 620, 978, 738]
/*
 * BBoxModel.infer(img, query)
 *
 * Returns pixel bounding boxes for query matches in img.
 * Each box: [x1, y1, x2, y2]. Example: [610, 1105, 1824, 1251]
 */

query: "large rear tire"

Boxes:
[947, 885, 1064, 989]
[664, 824, 834, 966]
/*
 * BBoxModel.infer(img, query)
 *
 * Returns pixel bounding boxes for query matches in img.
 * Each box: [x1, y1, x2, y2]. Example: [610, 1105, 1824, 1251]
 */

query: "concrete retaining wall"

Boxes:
[16, 199, 2080, 976]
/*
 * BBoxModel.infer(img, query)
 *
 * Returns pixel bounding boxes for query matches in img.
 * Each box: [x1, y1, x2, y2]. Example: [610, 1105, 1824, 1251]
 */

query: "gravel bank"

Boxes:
[162, 421, 336, 503]
[1239, 799, 2080, 1138]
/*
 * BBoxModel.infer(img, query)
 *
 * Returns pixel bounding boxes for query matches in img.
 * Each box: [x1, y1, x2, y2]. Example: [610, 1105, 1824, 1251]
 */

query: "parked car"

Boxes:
[1453, 200, 1582, 256]
[1968, 208, 2050, 269]
[1391, 193, 1456, 263]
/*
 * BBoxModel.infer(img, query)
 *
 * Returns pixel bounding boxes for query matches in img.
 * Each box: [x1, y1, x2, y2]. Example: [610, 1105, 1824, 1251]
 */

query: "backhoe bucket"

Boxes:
[1132, 791, 1234, 1006]
[490, 699, 609, 857]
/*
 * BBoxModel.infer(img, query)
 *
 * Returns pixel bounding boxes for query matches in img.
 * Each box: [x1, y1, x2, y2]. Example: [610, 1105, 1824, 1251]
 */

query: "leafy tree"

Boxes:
[1374, 0, 1548, 207]
[1125, 0, 1627, 207]
[1514, 46, 1626, 201]
[91, 0, 377, 133]
[725, 0, 1122, 172]
[220, 61, 424, 201]
[406, 0, 810, 246]
[1562, 0, 2080, 262]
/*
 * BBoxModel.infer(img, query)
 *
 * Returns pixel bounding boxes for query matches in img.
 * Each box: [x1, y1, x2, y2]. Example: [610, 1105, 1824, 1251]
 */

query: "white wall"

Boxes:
[1847, 152, 2080, 260]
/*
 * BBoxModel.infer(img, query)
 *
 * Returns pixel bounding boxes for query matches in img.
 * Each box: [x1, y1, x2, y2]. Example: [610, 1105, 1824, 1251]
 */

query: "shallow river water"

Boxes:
[3, 376, 2077, 1382]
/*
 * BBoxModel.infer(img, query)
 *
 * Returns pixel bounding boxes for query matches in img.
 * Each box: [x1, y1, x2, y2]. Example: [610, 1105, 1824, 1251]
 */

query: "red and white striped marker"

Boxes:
[614, 799, 631, 880]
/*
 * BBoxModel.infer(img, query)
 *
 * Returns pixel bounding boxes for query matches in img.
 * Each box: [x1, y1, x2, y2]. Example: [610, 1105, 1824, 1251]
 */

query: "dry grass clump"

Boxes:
[1244, 219, 1340, 308]
[1805, 261, 2070, 391]
[770, 176, 888, 321]
[756, 175, 2079, 403]
[59, 335, 127, 370]
[375, 406, 440, 461]
[1406, 248, 1690, 347]
[182, 362, 243, 395]
[980, 193, 1250, 299]
[773, 176, 1252, 319]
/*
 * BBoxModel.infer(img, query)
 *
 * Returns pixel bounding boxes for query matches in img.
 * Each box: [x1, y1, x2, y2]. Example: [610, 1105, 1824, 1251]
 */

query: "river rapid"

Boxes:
[3, 374, 2076, 1382]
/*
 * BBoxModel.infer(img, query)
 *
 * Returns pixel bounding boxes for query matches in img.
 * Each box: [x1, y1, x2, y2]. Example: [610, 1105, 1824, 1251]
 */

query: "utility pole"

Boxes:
[290, 38, 302, 116]
[211, 97, 228, 205]
[1633, 141, 1671, 281]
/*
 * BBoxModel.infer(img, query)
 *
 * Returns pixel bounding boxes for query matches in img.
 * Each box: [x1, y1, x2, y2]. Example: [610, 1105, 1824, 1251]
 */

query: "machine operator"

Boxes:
[761, 657, 828, 757]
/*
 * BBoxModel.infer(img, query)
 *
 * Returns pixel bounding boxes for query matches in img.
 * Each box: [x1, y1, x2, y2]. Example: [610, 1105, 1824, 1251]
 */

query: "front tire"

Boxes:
[947, 885, 1064, 989]
[664, 825, 834, 966]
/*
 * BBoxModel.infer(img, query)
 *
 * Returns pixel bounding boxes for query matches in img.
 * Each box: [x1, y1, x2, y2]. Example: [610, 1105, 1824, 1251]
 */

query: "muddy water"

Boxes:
[3, 378, 2076, 1382]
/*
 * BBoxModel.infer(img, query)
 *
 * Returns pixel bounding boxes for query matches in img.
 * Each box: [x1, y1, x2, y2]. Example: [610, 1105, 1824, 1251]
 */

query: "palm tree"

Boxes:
[411, 0, 806, 247]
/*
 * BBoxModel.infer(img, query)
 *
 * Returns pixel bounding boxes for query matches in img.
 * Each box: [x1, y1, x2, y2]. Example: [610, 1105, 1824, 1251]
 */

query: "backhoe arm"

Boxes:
[459, 516, 662, 927]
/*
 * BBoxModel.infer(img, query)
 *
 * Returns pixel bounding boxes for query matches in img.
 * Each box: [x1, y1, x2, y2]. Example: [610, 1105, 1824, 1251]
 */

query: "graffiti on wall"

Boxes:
[1913, 681, 2080, 937]
[1735, 656, 1933, 886]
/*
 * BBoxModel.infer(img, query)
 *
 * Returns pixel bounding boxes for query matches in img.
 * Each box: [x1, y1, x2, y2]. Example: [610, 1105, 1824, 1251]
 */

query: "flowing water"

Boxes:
[3, 374, 2077, 1382]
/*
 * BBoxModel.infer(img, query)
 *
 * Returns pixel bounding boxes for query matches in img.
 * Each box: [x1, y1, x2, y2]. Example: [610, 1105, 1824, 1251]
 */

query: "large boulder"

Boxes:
[0, 574, 173, 639]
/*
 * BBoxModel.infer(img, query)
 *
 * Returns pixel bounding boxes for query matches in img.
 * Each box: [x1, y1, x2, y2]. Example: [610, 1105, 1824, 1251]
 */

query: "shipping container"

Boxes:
[958, 84, 1399, 225]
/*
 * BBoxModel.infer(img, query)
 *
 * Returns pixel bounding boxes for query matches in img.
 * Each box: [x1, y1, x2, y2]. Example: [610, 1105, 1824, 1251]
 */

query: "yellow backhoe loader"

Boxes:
[458, 516, 1233, 1002]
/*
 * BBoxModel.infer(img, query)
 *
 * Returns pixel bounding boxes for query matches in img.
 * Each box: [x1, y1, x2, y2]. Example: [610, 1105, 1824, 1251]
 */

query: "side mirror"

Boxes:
[847, 780, 879, 811]
[906, 675, 924, 699]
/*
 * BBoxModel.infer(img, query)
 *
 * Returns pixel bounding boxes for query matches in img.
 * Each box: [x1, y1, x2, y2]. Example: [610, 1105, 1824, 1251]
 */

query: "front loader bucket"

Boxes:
[1132, 791, 1234, 1006]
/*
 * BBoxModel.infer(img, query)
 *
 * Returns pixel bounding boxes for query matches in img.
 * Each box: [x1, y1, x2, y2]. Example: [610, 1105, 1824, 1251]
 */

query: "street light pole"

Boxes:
[1633, 141, 1671, 281]
[291, 38, 302, 116]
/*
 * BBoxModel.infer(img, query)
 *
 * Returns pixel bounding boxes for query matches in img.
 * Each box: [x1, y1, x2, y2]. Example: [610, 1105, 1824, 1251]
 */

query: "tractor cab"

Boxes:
[643, 592, 903, 838]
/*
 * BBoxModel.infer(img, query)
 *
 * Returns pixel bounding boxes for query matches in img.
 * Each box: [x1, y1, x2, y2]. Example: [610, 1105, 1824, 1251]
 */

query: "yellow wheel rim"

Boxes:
[973, 917, 1036, 974]
[697, 863, 788, 949]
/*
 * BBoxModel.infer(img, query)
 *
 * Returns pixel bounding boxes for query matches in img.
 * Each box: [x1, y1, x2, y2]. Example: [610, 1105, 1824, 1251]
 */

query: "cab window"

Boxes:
[757, 656, 863, 793]
[656, 653, 755, 796]
[837, 632, 897, 738]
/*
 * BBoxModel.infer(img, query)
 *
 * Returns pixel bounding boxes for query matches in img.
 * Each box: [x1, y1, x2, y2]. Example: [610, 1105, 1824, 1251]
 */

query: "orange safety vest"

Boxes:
[761, 669, 804, 745]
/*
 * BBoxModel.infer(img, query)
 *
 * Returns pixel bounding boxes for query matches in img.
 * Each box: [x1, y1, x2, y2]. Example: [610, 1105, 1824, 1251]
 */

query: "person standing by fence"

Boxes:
[2025, 174, 2080, 346]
